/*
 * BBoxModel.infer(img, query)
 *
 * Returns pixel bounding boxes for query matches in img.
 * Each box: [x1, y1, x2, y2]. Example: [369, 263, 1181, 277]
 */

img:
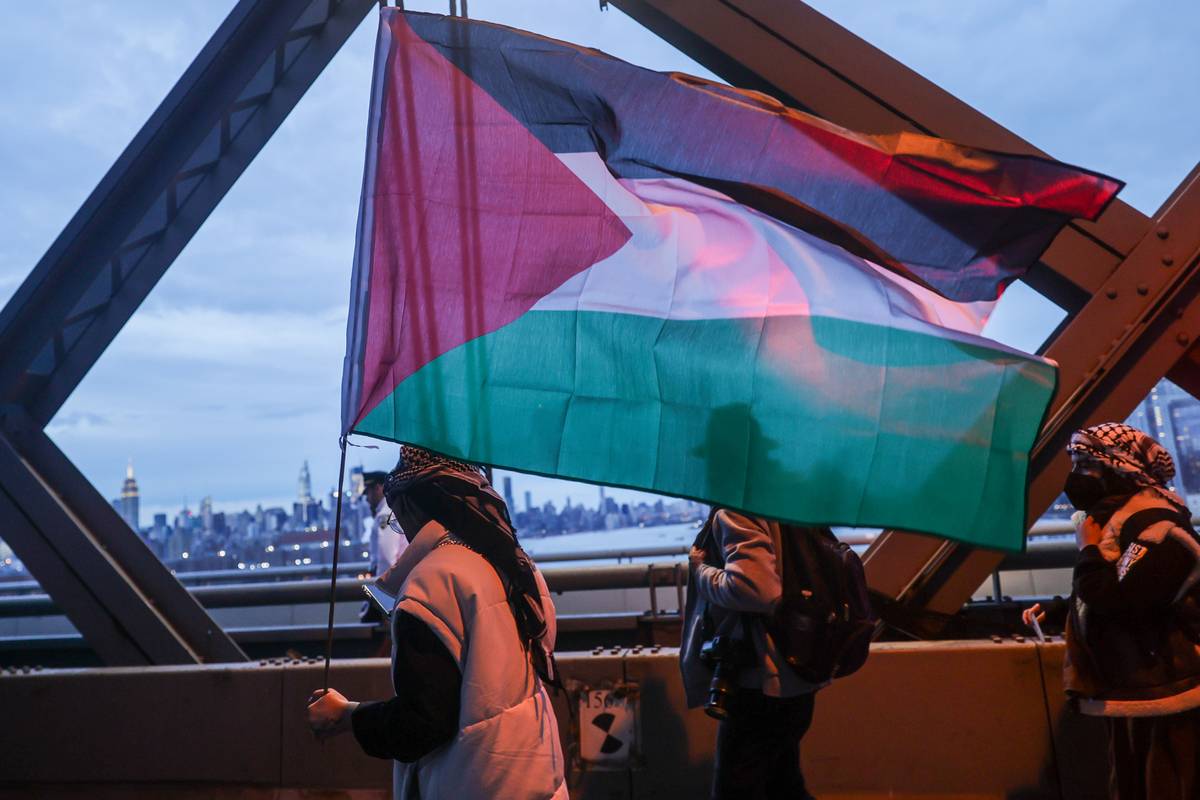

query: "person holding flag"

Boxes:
[308, 446, 565, 799]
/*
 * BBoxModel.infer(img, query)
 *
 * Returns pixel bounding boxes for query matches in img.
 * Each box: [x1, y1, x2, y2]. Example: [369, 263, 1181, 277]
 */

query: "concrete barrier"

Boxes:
[0, 641, 1107, 799]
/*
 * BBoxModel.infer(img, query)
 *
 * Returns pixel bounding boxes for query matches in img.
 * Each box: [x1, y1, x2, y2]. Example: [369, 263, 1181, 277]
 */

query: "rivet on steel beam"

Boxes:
[1178, 333, 1191, 347]
[1157, 228, 1170, 240]
[1105, 288, 1118, 299]
[1163, 255, 1175, 267]
[1137, 284, 1149, 296]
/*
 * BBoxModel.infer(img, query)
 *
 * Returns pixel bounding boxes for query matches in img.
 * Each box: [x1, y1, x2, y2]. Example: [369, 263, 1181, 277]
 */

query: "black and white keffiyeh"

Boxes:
[1067, 422, 1176, 488]
[385, 445, 483, 486]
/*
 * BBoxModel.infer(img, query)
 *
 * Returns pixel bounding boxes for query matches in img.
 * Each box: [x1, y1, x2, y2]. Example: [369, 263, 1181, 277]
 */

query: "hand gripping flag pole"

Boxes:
[322, 436, 350, 692]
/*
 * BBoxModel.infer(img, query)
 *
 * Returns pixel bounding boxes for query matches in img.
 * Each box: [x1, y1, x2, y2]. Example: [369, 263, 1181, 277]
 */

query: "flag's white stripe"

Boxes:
[536, 152, 1030, 359]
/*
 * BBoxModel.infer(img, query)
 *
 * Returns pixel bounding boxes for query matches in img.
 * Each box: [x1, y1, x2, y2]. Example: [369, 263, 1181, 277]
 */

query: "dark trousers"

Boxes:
[713, 689, 816, 800]
[1108, 707, 1200, 799]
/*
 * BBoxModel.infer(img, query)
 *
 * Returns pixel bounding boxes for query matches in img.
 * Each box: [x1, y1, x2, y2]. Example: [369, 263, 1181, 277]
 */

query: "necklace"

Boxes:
[435, 532, 483, 556]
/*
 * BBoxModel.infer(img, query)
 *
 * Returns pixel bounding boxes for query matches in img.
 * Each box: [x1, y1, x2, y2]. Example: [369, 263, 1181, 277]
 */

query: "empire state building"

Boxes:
[297, 460, 314, 504]
[120, 460, 139, 532]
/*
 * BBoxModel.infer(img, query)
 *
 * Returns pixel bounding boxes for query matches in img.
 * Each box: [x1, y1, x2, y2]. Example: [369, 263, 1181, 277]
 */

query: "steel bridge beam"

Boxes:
[613, 0, 1200, 624]
[0, 0, 375, 664]
[0, 412, 246, 664]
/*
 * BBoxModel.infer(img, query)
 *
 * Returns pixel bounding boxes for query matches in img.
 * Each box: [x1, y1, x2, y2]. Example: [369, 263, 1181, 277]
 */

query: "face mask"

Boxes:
[1064, 470, 1106, 511]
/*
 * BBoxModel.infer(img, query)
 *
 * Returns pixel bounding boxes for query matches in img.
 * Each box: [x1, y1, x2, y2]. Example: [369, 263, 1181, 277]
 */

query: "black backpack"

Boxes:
[769, 524, 876, 683]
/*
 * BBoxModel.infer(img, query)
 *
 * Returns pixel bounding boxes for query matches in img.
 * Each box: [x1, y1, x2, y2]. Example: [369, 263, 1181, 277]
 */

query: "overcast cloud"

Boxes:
[2, 1, 1197, 521]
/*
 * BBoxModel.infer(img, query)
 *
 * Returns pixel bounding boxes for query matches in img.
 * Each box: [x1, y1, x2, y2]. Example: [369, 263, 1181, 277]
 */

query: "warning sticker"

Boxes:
[578, 685, 639, 767]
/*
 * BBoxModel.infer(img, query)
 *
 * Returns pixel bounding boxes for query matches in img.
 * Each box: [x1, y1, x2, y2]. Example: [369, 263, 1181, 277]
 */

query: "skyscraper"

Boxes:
[119, 460, 139, 532]
[1132, 380, 1194, 496]
[502, 476, 515, 511]
[200, 496, 214, 532]
[524, 490, 533, 513]
[151, 513, 168, 544]
[1170, 399, 1200, 495]
[298, 460, 314, 504]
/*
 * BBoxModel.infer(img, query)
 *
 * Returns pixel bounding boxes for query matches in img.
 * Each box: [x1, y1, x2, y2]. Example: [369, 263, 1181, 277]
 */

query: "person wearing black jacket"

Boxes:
[1025, 423, 1200, 799]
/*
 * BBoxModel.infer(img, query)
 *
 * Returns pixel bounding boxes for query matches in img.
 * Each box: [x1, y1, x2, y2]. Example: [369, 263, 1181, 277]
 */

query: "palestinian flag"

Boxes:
[341, 11, 1121, 550]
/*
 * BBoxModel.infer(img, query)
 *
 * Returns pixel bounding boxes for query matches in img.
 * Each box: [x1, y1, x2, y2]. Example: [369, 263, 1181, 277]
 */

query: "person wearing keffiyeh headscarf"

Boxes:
[307, 445, 567, 800]
[1024, 423, 1200, 799]
[380, 445, 555, 683]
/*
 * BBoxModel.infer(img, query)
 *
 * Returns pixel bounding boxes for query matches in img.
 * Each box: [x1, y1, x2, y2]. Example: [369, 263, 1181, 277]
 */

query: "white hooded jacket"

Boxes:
[379, 521, 567, 800]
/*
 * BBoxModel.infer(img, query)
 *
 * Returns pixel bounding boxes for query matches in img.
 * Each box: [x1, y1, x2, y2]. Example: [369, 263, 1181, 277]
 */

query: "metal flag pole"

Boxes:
[322, 436, 350, 691]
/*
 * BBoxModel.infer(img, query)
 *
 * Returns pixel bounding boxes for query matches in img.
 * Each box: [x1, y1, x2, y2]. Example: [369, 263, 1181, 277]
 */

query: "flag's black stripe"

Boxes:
[401, 11, 1117, 303]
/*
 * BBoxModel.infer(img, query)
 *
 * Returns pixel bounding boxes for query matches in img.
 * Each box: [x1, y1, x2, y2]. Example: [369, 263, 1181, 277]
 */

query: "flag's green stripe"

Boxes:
[356, 310, 1055, 550]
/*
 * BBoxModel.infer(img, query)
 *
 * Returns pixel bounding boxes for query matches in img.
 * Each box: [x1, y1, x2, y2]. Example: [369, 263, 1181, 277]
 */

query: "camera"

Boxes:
[698, 635, 755, 720]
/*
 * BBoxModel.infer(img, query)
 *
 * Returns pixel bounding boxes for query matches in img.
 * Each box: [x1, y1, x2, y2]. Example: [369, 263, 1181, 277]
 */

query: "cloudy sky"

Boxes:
[1, 1, 1197, 523]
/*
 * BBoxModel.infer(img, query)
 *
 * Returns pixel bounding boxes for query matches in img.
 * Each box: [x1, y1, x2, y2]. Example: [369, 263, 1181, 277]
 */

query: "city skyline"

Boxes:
[79, 454, 708, 579]
[128, 455, 671, 528]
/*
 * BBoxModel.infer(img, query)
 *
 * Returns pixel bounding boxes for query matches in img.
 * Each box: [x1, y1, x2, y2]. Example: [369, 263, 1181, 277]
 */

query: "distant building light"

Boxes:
[362, 551, 370, 558]
[321, 541, 329, 548]
[294, 559, 302, 566]
[266, 545, 275, 553]
[293, 544, 301, 551]
[218, 550, 226, 557]
[181, 552, 189, 559]
[302, 557, 312, 565]
[343, 540, 351, 546]
[237, 562, 246, 570]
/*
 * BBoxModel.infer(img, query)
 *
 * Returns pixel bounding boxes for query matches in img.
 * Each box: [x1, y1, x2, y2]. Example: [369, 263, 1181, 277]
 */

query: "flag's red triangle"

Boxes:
[356, 15, 632, 428]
